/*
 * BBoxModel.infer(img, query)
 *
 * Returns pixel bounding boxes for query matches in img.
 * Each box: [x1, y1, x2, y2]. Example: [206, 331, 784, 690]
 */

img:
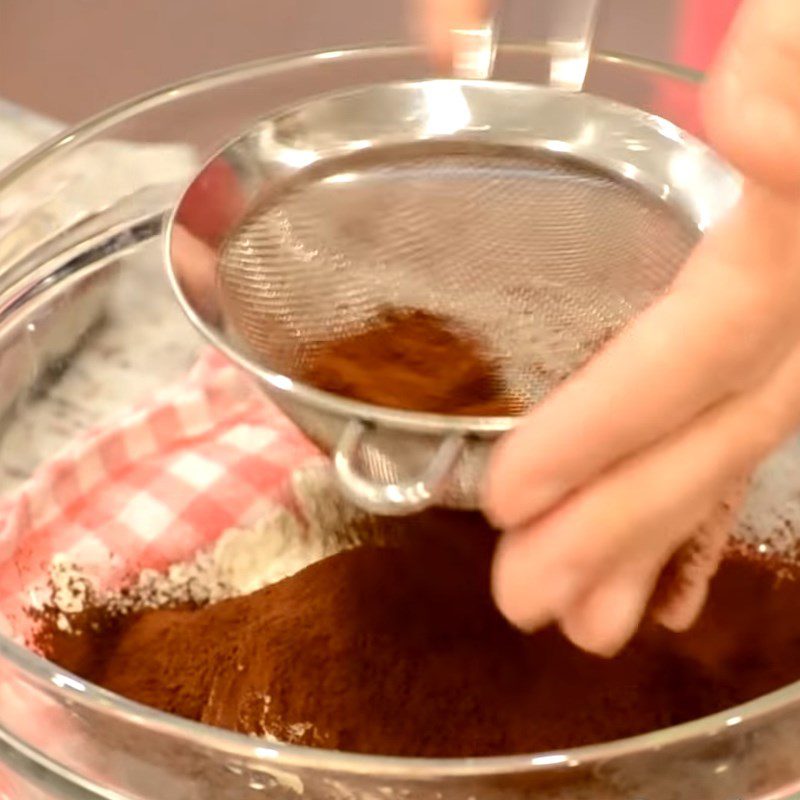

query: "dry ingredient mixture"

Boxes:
[33, 465, 800, 758]
[297, 307, 518, 415]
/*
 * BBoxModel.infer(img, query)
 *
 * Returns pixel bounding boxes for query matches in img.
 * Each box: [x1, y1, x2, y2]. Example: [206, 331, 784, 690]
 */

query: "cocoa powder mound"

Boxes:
[297, 308, 518, 415]
[40, 510, 800, 758]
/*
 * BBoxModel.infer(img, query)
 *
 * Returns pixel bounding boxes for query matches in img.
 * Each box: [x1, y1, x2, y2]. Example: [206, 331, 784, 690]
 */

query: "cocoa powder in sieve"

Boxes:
[297, 308, 518, 415]
[40, 511, 800, 757]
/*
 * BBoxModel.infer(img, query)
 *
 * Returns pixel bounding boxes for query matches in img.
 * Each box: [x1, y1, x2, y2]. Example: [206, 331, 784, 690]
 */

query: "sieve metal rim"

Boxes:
[166, 78, 740, 437]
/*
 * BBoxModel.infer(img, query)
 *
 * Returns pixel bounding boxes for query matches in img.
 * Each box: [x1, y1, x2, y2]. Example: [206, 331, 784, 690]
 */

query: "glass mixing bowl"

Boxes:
[1, 43, 800, 800]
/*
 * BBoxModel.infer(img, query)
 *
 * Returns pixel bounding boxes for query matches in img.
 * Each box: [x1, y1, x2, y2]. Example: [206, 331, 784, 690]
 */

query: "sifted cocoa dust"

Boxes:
[39, 511, 800, 758]
[297, 308, 518, 415]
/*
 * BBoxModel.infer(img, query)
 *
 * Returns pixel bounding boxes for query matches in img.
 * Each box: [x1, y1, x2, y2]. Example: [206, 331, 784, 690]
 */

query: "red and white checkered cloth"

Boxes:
[0, 349, 321, 798]
[0, 349, 320, 639]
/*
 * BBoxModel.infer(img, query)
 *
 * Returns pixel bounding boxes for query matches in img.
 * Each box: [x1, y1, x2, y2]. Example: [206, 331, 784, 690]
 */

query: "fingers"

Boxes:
[559, 480, 746, 656]
[413, 0, 487, 73]
[558, 555, 667, 657]
[484, 189, 800, 531]
[561, 479, 746, 654]
[650, 479, 746, 633]
[703, 0, 800, 193]
[490, 357, 793, 653]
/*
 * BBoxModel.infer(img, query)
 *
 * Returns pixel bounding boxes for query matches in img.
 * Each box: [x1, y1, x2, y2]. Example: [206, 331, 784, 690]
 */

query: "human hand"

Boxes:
[478, 0, 800, 655]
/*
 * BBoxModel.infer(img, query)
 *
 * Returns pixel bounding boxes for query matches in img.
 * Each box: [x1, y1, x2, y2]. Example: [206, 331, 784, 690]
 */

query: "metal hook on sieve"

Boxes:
[450, 1, 500, 80]
[333, 421, 466, 515]
[451, 0, 600, 89]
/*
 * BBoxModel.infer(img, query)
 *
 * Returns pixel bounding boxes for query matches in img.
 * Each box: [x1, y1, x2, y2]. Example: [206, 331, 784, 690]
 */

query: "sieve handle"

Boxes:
[333, 420, 465, 515]
[451, 1, 500, 80]
[548, 0, 601, 92]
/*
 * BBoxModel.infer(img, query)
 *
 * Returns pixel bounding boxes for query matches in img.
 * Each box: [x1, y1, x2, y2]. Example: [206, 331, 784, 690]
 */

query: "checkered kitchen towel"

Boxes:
[0, 350, 320, 638]
[0, 349, 321, 799]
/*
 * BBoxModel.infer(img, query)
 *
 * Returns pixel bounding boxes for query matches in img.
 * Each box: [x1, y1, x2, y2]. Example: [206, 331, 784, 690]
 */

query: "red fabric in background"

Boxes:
[656, 0, 741, 137]
[677, 0, 741, 70]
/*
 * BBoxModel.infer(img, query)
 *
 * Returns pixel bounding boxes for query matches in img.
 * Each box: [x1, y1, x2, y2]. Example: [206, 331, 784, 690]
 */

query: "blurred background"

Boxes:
[0, 0, 736, 124]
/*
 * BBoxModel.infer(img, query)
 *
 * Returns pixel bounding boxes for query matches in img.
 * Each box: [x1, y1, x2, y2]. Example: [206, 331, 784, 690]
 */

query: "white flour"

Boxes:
[44, 461, 367, 629]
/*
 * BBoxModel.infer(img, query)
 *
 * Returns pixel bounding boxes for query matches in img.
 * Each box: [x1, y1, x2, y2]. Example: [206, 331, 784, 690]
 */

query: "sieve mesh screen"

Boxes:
[219, 143, 699, 409]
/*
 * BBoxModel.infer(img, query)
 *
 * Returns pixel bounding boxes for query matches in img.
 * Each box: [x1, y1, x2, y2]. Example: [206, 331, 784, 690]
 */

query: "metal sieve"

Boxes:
[165, 61, 739, 515]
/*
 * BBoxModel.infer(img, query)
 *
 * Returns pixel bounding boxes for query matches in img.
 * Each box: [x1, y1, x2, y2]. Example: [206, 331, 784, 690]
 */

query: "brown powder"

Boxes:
[297, 308, 517, 415]
[38, 511, 800, 758]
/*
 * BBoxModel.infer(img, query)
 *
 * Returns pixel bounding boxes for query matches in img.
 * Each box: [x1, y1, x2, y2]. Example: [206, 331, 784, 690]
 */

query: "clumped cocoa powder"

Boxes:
[39, 511, 800, 758]
[297, 308, 518, 415]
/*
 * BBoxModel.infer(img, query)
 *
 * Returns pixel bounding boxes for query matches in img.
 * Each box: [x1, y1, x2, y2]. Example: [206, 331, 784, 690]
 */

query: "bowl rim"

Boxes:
[3, 42, 797, 781]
